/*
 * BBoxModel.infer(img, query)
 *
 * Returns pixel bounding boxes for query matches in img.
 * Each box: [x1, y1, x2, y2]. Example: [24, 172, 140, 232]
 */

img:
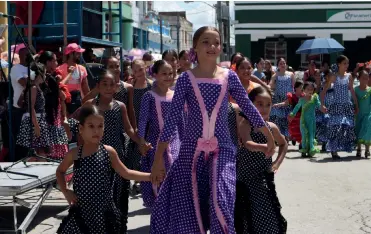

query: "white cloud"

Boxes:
[154, 1, 217, 32]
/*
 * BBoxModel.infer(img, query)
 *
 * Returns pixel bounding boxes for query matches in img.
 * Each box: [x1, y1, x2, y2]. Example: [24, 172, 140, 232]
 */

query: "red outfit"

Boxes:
[287, 92, 303, 142]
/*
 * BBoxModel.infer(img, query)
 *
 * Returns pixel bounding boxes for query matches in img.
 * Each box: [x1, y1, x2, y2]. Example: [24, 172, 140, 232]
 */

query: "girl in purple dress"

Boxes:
[139, 60, 182, 208]
[150, 26, 275, 234]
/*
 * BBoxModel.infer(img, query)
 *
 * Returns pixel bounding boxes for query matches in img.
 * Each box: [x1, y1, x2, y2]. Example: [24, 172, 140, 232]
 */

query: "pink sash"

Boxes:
[149, 91, 174, 197]
[187, 70, 229, 234]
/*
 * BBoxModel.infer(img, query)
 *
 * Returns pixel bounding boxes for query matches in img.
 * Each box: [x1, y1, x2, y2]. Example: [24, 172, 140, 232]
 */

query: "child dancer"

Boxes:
[38, 51, 70, 160]
[355, 70, 371, 158]
[178, 50, 192, 74]
[321, 56, 357, 159]
[316, 70, 335, 151]
[16, 63, 52, 159]
[289, 79, 325, 157]
[235, 86, 287, 234]
[162, 49, 179, 89]
[273, 80, 304, 147]
[83, 70, 151, 233]
[139, 60, 182, 208]
[269, 58, 295, 140]
[56, 105, 153, 234]
[150, 26, 275, 234]
[128, 59, 153, 193]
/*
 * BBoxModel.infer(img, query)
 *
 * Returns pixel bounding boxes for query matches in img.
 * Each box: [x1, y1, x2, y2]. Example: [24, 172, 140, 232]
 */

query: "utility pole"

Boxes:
[217, 1, 223, 61]
[177, 12, 180, 54]
[160, 15, 163, 53]
[226, 1, 231, 60]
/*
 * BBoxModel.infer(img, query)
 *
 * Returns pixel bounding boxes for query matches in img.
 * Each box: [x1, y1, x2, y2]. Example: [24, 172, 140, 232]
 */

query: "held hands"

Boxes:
[63, 189, 77, 206]
[320, 105, 328, 114]
[139, 142, 153, 156]
[151, 156, 165, 186]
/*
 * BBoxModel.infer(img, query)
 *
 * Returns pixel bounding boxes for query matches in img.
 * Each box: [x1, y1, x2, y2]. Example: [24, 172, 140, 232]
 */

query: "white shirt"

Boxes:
[10, 64, 28, 108]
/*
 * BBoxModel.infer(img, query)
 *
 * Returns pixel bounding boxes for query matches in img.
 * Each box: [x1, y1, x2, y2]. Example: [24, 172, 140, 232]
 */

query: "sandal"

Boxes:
[356, 149, 362, 157]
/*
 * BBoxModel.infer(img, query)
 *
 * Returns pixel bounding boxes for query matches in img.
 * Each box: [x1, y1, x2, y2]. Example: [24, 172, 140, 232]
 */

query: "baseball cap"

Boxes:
[64, 43, 85, 55]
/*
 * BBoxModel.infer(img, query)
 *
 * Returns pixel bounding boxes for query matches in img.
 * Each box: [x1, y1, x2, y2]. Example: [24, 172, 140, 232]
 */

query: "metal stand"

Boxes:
[4, 17, 59, 176]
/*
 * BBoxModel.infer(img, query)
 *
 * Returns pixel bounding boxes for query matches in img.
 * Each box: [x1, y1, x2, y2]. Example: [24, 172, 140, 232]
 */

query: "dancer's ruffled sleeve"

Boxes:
[228, 70, 265, 128]
[290, 98, 303, 116]
[138, 91, 152, 139]
[159, 72, 189, 142]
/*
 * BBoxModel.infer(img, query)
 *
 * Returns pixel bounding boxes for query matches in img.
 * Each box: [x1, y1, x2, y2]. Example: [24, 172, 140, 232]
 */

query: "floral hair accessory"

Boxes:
[231, 63, 236, 72]
[330, 63, 338, 73]
[189, 48, 197, 64]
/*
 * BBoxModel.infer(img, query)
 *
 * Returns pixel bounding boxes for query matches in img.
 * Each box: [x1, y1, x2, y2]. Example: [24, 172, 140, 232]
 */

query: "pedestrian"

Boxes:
[321, 56, 357, 159]
[82, 70, 152, 233]
[162, 49, 179, 90]
[235, 86, 287, 234]
[354, 70, 371, 158]
[289, 78, 326, 157]
[178, 50, 192, 74]
[56, 104, 153, 234]
[150, 26, 275, 234]
[139, 60, 182, 208]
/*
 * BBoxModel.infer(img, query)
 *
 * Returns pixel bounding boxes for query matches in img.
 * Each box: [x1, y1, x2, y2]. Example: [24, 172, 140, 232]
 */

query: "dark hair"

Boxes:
[38, 51, 55, 65]
[336, 55, 348, 65]
[43, 75, 60, 125]
[162, 50, 178, 61]
[236, 57, 251, 70]
[303, 77, 317, 90]
[179, 50, 189, 59]
[152, 60, 168, 74]
[321, 60, 329, 67]
[248, 86, 272, 103]
[97, 70, 114, 83]
[230, 52, 244, 64]
[358, 69, 369, 78]
[294, 80, 304, 89]
[78, 104, 102, 125]
[193, 26, 221, 49]
[323, 69, 334, 77]
[255, 57, 264, 66]
[142, 52, 153, 61]
[276, 58, 286, 71]
[30, 62, 45, 78]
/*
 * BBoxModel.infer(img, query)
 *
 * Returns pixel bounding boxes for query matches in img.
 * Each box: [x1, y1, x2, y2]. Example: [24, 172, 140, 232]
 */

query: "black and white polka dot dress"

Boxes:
[127, 81, 152, 171]
[94, 97, 130, 233]
[227, 103, 238, 148]
[57, 144, 121, 234]
[16, 86, 52, 151]
[235, 124, 287, 234]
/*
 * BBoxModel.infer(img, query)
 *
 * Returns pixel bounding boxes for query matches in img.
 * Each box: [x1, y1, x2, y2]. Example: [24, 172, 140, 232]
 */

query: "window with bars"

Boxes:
[264, 41, 287, 66]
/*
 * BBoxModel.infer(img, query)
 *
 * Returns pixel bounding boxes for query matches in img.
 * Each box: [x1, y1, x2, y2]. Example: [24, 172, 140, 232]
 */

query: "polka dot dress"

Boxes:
[227, 103, 238, 148]
[326, 74, 356, 152]
[235, 124, 286, 234]
[57, 144, 121, 234]
[48, 104, 69, 160]
[270, 73, 293, 137]
[16, 86, 52, 151]
[150, 70, 265, 234]
[126, 81, 152, 171]
[94, 97, 130, 233]
[138, 91, 181, 208]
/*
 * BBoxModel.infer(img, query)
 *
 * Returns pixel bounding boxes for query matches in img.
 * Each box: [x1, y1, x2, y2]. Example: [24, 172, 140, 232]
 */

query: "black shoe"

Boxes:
[321, 144, 326, 152]
[292, 140, 296, 146]
[301, 152, 308, 158]
[331, 152, 340, 159]
[365, 150, 370, 159]
[356, 149, 362, 157]
[299, 144, 302, 150]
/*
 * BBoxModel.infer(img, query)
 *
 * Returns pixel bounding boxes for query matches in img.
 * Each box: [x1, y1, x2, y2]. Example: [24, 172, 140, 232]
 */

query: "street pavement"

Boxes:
[1, 145, 371, 234]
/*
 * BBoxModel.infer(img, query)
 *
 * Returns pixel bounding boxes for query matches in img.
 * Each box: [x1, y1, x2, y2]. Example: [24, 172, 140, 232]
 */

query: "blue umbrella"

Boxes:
[296, 38, 344, 54]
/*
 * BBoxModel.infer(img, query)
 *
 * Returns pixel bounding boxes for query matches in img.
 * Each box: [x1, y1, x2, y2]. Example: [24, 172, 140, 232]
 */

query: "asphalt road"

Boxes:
[1, 146, 370, 234]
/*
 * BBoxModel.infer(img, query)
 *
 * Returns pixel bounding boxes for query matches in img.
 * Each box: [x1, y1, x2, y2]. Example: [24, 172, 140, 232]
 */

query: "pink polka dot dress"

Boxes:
[138, 90, 182, 208]
[150, 69, 265, 234]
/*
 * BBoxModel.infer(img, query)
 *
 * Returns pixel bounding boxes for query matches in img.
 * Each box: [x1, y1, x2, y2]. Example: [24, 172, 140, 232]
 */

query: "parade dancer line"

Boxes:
[150, 26, 275, 234]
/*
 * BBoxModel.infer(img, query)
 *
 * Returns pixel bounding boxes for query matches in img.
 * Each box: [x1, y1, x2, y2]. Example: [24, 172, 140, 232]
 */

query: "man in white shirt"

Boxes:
[9, 47, 28, 161]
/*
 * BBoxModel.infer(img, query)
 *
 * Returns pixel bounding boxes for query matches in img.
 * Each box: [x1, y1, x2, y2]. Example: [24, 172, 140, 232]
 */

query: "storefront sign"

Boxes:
[327, 10, 371, 22]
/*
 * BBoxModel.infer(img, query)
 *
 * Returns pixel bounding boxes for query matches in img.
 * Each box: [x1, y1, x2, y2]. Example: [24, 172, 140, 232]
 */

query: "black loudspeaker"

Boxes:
[85, 63, 105, 89]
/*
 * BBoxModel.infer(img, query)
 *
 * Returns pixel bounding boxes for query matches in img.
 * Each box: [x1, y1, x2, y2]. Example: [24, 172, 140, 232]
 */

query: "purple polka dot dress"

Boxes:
[150, 70, 265, 234]
[138, 91, 181, 208]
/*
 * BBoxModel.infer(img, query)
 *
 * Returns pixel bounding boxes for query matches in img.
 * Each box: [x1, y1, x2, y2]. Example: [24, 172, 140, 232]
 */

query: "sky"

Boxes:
[153, 1, 235, 44]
